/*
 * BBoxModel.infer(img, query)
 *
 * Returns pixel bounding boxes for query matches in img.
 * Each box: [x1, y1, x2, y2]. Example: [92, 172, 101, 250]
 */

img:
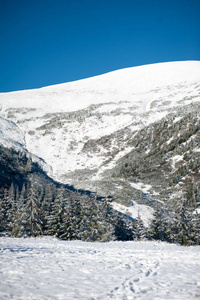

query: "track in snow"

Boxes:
[0, 238, 200, 299]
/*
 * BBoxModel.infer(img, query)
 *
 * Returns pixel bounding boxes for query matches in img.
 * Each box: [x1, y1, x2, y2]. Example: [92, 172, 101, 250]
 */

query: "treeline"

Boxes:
[1, 182, 200, 245]
[0, 134, 199, 245]
[0, 181, 140, 242]
[149, 198, 200, 246]
[0, 145, 137, 242]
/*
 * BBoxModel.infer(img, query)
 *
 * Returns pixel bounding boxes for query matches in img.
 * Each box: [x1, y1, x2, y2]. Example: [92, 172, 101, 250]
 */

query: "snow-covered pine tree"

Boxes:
[191, 210, 200, 245]
[95, 197, 116, 241]
[0, 188, 10, 234]
[171, 197, 200, 245]
[77, 194, 98, 241]
[46, 186, 66, 237]
[134, 211, 147, 241]
[11, 183, 26, 237]
[148, 205, 170, 242]
[7, 183, 17, 234]
[24, 181, 42, 237]
[25, 154, 32, 174]
[40, 184, 53, 235]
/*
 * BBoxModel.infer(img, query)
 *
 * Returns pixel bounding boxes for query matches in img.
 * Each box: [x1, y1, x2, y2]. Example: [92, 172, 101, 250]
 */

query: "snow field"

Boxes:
[0, 237, 200, 300]
[111, 201, 154, 227]
[0, 117, 25, 150]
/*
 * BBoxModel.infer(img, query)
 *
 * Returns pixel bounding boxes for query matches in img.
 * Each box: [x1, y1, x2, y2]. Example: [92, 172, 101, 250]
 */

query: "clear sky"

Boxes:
[0, 0, 200, 92]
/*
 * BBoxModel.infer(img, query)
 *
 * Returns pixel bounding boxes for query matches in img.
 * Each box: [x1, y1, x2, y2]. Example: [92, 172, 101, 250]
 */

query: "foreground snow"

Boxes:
[0, 238, 200, 299]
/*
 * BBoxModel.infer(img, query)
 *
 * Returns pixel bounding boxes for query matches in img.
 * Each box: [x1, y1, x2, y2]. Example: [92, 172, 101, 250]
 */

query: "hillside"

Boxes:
[0, 61, 200, 228]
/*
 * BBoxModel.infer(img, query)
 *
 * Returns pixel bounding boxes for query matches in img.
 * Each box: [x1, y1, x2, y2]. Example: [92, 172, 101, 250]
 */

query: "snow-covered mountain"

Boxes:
[0, 61, 200, 216]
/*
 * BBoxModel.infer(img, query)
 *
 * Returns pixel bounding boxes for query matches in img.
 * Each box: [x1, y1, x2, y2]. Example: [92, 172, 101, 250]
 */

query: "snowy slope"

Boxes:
[0, 116, 25, 150]
[0, 61, 200, 212]
[1, 61, 200, 112]
[0, 237, 200, 300]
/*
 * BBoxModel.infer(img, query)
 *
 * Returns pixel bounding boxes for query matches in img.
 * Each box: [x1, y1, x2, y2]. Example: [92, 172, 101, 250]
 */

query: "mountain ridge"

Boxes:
[1, 61, 200, 111]
[1, 60, 200, 94]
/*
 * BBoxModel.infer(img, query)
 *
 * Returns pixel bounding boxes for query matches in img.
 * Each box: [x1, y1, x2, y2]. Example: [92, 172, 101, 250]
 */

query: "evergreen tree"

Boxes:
[78, 195, 99, 241]
[25, 154, 32, 174]
[46, 186, 65, 237]
[0, 189, 10, 234]
[96, 198, 116, 241]
[7, 183, 17, 234]
[11, 183, 26, 237]
[148, 206, 171, 242]
[40, 184, 53, 235]
[134, 212, 146, 241]
[191, 211, 200, 245]
[59, 197, 77, 240]
[24, 182, 42, 236]
[171, 197, 198, 245]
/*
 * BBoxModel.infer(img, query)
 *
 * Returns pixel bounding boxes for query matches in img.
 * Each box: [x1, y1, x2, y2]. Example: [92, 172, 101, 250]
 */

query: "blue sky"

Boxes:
[0, 0, 200, 92]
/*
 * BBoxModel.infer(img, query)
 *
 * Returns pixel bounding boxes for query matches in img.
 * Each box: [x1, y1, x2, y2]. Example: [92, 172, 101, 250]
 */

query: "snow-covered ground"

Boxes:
[0, 238, 200, 300]
[111, 201, 154, 227]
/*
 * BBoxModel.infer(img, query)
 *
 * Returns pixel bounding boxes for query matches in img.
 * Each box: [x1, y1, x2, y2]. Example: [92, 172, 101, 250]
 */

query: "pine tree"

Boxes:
[148, 206, 171, 242]
[191, 211, 200, 245]
[78, 195, 99, 241]
[11, 183, 26, 237]
[24, 182, 42, 236]
[25, 154, 32, 174]
[59, 192, 83, 240]
[112, 214, 133, 241]
[46, 186, 65, 237]
[40, 184, 53, 235]
[0, 189, 10, 234]
[68, 193, 82, 239]
[59, 198, 75, 240]
[7, 183, 17, 234]
[134, 212, 146, 241]
[171, 197, 199, 245]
